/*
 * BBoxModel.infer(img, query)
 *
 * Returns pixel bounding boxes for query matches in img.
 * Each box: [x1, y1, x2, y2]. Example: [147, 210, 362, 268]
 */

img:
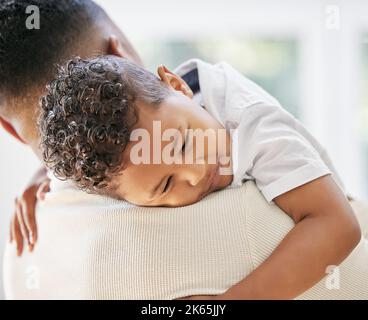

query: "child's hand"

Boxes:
[9, 168, 50, 256]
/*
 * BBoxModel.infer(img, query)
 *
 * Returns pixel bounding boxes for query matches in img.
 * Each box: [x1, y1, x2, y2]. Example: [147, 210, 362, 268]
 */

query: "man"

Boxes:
[0, 0, 141, 253]
[0, 0, 141, 156]
[1, 0, 368, 300]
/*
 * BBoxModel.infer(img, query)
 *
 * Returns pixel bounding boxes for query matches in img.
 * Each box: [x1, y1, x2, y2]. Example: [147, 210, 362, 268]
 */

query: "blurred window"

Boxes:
[137, 38, 300, 117]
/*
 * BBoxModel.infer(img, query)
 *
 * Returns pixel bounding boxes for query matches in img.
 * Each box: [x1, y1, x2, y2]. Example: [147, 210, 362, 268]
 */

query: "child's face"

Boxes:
[112, 67, 233, 207]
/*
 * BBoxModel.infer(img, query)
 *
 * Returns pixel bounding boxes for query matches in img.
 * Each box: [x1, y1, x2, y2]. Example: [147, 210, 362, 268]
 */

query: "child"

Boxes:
[18, 56, 363, 299]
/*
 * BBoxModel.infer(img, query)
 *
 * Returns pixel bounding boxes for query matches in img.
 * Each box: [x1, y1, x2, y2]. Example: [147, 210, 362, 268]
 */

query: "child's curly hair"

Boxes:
[39, 56, 169, 194]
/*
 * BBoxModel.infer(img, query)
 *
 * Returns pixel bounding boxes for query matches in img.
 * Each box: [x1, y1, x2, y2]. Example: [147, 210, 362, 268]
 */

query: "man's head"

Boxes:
[0, 0, 141, 154]
[39, 56, 233, 207]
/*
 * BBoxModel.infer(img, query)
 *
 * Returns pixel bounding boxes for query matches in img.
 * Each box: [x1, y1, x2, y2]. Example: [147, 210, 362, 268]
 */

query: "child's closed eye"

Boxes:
[163, 175, 173, 194]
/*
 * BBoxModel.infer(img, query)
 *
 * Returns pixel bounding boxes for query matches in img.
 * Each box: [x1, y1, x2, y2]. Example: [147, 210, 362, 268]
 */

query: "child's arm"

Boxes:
[224, 175, 361, 299]
[180, 175, 361, 300]
[9, 166, 50, 256]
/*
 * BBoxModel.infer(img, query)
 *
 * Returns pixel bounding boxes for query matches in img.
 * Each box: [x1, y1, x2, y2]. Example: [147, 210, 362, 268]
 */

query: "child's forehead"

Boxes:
[135, 100, 187, 129]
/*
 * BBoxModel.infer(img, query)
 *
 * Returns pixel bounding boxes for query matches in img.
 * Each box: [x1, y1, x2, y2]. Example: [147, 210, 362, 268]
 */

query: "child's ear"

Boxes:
[157, 65, 194, 98]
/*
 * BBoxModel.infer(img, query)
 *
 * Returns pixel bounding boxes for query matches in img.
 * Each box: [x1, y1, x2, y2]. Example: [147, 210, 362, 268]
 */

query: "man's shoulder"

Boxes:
[41, 176, 134, 212]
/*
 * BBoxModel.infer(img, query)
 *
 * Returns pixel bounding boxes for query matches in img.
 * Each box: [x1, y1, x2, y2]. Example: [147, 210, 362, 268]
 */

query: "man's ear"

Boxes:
[107, 35, 144, 66]
[107, 35, 128, 58]
[0, 117, 26, 144]
[157, 65, 194, 98]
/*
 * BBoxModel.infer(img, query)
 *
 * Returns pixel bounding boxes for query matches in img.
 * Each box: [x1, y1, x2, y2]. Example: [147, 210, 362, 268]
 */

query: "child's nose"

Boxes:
[178, 164, 206, 187]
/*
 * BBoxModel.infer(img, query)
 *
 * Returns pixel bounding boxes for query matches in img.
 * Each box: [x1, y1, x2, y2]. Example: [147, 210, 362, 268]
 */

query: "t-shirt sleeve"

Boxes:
[231, 103, 332, 203]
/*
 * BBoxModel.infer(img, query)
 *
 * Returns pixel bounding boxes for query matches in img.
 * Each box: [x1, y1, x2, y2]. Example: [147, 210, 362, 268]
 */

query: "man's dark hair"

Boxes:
[39, 56, 170, 194]
[0, 0, 102, 100]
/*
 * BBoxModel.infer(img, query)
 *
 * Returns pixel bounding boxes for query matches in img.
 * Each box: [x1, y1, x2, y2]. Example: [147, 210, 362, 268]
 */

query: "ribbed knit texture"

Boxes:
[3, 181, 368, 299]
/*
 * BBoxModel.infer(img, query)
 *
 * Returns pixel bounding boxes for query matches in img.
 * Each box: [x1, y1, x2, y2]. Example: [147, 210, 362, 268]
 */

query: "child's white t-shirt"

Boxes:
[175, 59, 346, 203]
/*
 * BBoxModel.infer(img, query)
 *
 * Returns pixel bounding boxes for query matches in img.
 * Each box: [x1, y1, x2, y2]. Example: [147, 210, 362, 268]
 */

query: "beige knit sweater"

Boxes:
[3, 181, 368, 299]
